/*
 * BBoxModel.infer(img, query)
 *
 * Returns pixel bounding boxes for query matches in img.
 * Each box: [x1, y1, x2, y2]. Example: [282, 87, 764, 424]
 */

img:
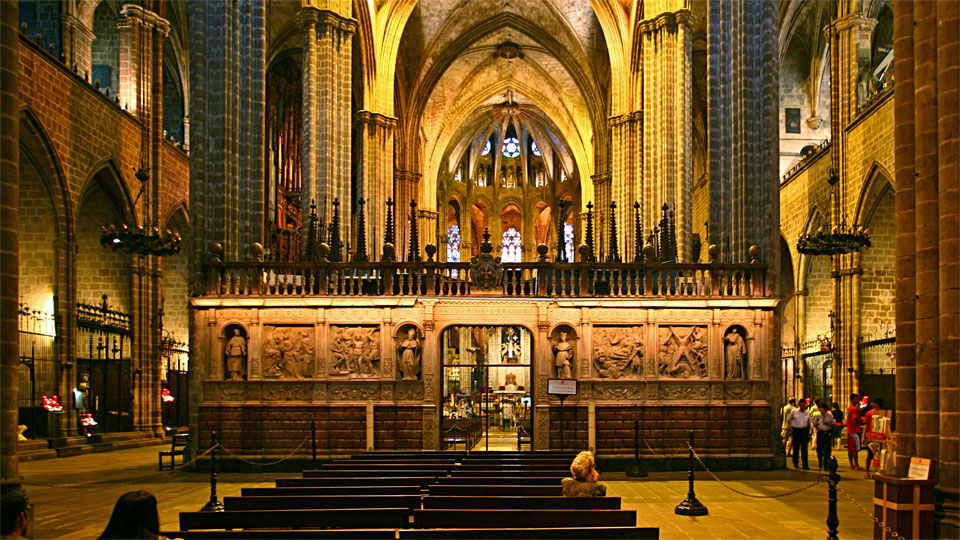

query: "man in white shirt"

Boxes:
[781, 397, 797, 456]
[787, 400, 812, 469]
[812, 398, 837, 470]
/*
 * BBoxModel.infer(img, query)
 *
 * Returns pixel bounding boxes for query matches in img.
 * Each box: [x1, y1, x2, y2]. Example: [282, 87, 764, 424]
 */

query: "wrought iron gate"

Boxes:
[18, 305, 58, 438]
[76, 296, 133, 433]
[161, 333, 189, 429]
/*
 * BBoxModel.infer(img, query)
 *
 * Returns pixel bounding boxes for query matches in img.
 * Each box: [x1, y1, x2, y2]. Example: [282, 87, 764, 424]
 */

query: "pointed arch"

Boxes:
[797, 205, 825, 291]
[19, 108, 72, 240]
[854, 161, 894, 228]
[80, 158, 137, 225]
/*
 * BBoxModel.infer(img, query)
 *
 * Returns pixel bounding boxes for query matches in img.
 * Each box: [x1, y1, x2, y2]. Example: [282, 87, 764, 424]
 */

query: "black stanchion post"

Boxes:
[674, 429, 708, 516]
[826, 456, 840, 540]
[311, 421, 317, 466]
[200, 430, 224, 512]
[626, 419, 648, 477]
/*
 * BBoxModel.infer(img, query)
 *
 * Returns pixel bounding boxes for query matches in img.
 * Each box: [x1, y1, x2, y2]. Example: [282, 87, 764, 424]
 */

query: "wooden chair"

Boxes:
[159, 428, 189, 470]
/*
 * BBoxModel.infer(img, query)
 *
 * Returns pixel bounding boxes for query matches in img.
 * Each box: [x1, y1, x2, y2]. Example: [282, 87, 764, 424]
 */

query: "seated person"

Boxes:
[99, 491, 168, 540]
[1, 486, 32, 540]
[562, 451, 607, 497]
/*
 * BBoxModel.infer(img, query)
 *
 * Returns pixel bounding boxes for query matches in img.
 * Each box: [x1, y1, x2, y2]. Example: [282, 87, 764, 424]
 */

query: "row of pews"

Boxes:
[164, 451, 659, 539]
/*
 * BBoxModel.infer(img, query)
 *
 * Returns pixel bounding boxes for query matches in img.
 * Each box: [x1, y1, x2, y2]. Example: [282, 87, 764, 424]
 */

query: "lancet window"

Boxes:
[501, 228, 521, 262]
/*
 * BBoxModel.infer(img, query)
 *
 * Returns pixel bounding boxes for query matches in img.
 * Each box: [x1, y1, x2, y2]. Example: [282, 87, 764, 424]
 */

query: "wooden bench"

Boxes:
[422, 496, 621, 510]
[243, 486, 421, 497]
[435, 477, 563, 485]
[426, 485, 562, 497]
[399, 527, 659, 539]
[319, 463, 454, 470]
[277, 477, 435, 487]
[328, 460, 457, 467]
[448, 470, 568, 477]
[459, 459, 571, 466]
[302, 469, 445, 478]
[179, 508, 410, 531]
[350, 452, 464, 459]
[159, 430, 189, 470]
[454, 465, 571, 471]
[224, 495, 421, 511]
[412, 509, 636, 529]
[165, 529, 397, 539]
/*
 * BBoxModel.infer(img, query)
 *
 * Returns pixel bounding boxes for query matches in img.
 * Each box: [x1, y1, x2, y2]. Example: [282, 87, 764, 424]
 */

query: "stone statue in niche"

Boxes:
[330, 326, 380, 378]
[262, 327, 314, 379]
[724, 326, 748, 379]
[592, 326, 643, 379]
[397, 327, 422, 380]
[224, 327, 247, 380]
[658, 326, 708, 379]
[553, 331, 574, 379]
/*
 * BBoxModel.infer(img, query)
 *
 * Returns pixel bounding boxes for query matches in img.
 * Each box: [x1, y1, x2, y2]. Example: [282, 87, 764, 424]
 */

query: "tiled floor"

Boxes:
[16, 444, 878, 539]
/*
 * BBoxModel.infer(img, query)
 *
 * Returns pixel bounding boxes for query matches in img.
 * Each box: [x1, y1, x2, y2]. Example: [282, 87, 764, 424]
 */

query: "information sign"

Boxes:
[907, 457, 932, 480]
[547, 379, 578, 396]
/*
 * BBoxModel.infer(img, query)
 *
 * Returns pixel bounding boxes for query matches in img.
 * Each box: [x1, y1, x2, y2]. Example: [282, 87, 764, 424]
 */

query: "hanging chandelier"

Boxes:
[797, 220, 871, 256]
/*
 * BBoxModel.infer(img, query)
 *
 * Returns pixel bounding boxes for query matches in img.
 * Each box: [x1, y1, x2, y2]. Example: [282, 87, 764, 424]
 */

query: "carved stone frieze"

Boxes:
[535, 408, 550, 450]
[396, 383, 424, 401]
[261, 308, 316, 321]
[262, 326, 315, 379]
[313, 384, 327, 401]
[216, 309, 254, 320]
[423, 374, 435, 403]
[330, 384, 378, 401]
[711, 384, 723, 400]
[422, 413, 438, 450]
[211, 382, 260, 402]
[537, 375, 548, 400]
[660, 385, 708, 400]
[646, 384, 658, 400]
[381, 385, 394, 401]
[329, 326, 380, 378]
[725, 384, 751, 400]
[657, 326, 707, 379]
[594, 384, 644, 401]
[262, 383, 313, 401]
[592, 326, 643, 379]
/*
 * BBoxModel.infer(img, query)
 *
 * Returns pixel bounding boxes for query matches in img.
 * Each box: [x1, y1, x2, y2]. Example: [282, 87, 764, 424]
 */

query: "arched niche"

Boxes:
[723, 325, 749, 380]
[548, 324, 579, 380]
[220, 324, 249, 381]
[394, 323, 424, 381]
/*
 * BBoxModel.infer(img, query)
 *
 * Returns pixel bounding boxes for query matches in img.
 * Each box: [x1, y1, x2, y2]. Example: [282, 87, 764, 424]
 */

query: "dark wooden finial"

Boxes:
[408, 199, 420, 262]
[634, 201, 643, 262]
[585, 201, 595, 262]
[328, 198, 342, 262]
[607, 200, 621, 263]
[385, 197, 395, 247]
[354, 198, 368, 262]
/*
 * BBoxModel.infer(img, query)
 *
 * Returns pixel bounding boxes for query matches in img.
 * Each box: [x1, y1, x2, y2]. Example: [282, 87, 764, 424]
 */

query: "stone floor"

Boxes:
[16, 444, 878, 539]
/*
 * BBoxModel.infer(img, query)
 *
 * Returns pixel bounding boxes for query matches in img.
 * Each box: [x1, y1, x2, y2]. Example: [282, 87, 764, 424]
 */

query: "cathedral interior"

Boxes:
[0, 0, 957, 536]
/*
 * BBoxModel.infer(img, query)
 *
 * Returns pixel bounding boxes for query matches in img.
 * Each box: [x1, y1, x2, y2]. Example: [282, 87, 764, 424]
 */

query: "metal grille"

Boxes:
[76, 296, 133, 433]
[18, 305, 58, 437]
[161, 334, 189, 429]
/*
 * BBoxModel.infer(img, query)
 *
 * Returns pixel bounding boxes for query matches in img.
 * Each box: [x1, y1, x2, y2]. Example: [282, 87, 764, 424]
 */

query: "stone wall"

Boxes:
[190, 297, 779, 462]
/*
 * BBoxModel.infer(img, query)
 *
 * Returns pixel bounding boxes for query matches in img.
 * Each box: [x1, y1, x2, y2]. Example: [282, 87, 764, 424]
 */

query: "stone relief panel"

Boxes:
[329, 326, 380, 378]
[262, 326, 316, 379]
[535, 407, 550, 450]
[422, 412, 438, 450]
[660, 385, 708, 400]
[592, 326, 644, 379]
[725, 384, 751, 400]
[262, 383, 313, 401]
[396, 382, 424, 401]
[724, 325, 748, 380]
[209, 382, 259, 402]
[658, 326, 708, 379]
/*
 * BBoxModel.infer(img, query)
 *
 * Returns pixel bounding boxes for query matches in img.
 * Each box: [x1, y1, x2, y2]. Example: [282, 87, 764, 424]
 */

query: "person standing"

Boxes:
[830, 402, 844, 450]
[863, 397, 884, 479]
[781, 397, 797, 457]
[787, 400, 812, 469]
[812, 399, 837, 470]
[846, 394, 863, 470]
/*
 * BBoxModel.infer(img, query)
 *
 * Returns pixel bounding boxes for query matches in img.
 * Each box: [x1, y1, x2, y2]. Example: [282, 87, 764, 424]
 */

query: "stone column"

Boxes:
[188, 0, 265, 262]
[354, 112, 396, 259]
[706, 0, 780, 275]
[1, 0, 21, 486]
[640, 8, 692, 261]
[608, 112, 642, 260]
[61, 14, 94, 77]
[301, 7, 356, 247]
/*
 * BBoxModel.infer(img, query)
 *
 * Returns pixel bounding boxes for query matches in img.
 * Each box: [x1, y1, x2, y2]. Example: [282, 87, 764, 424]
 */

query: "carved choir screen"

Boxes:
[265, 56, 303, 261]
[441, 325, 532, 450]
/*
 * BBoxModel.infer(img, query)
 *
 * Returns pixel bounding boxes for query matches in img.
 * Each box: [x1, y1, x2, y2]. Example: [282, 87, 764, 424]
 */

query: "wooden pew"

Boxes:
[426, 485, 562, 497]
[399, 527, 659, 539]
[224, 495, 421, 511]
[456, 463, 571, 469]
[165, 530, 397, 539]
[277, 477, 434, 487]
[459, 459, 571, 466]
[179, 508, 410, 531]
[302, 469, 445, 477]
[350, 452, 464, 459]
[435, 477, 562, 485]
[327, 460, 456, 467]
[412, 509, 636, 529]
[319, 463, 454, 470]
[448, 470, 568, 477]
[243, 486, 421, 497]
[422, 496, 621, 510]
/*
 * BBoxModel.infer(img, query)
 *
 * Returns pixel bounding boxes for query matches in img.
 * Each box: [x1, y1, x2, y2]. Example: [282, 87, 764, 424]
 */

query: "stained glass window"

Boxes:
[501, 227, 521, 262]
[481, 140, 491, 156]
[501, 137, 520, 158]
[531, 140, 541, 156]
[447, 225, 461, 262]
[564, 223, 575, 262]
[453, 168, 461, 182]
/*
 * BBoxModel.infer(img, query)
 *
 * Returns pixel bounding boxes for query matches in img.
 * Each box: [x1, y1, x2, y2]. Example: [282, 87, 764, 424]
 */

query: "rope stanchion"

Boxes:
[688, 439, 826, 499]
[642, 436, 689, 459]
[200, 431, 223, 512]
[674, 430, 708, 516]
[217, 435, 311, 467]
[837, 484, 904, 540]
[625, 420, 648, 477]
[827, 456, 840, 540]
